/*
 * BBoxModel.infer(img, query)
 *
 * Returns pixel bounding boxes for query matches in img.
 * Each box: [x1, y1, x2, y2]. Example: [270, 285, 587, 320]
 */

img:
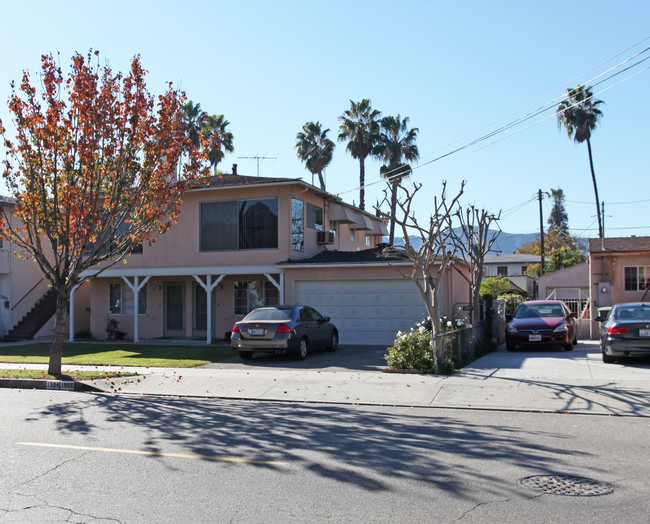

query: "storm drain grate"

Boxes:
[518, 475, 613, 497]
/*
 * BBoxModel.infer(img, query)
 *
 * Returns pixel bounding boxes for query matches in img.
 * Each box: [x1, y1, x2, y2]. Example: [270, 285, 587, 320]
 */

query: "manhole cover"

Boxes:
[518, 475, 613, 497]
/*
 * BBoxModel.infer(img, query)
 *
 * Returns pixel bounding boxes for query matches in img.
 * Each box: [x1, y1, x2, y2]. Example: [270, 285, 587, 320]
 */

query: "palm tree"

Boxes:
[295, 121, 334, 190]
[202, 114, 234, 174]
[556, 85, 604, 238]
[337, 99, 381, 210]
[182, 101, 206, 148]
[178, 101, 206, 178]
[375, 115, 419, 245]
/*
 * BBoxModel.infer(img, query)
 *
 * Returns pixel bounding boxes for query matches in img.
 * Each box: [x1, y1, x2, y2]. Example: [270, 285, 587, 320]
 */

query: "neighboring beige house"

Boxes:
[483, 254, 540, 296]
[588, 236, 650, 338]
[58, 172, 471, 346]
[538, 262, 589, 303]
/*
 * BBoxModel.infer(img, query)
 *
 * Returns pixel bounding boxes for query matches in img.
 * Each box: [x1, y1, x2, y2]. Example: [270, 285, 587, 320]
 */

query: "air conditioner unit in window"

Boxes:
[317, 231, 334, 244]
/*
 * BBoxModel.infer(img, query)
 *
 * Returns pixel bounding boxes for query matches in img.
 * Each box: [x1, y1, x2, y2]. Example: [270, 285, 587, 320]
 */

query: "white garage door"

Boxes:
[294, 279, 428, 346]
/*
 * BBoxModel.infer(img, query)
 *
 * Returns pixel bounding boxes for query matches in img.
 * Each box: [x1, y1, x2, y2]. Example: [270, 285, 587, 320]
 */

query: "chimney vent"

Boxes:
[232, 163, 238, 176]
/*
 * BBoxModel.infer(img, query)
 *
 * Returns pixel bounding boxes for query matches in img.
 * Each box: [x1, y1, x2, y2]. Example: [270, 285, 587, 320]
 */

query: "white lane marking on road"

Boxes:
[17, 442, 286, 465]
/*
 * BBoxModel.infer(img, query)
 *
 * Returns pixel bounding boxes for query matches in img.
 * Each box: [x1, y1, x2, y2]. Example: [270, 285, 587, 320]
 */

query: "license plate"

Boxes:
[529, 334, 542, 342]
[640, 329, 650, 337]
[248, 329, 265, 336]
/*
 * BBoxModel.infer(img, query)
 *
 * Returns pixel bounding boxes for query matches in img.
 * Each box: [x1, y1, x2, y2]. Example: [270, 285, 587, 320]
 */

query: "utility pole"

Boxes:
[237, 155, 277, 176]
[601, 201, 606, 251]
[538, 189, 545, 275]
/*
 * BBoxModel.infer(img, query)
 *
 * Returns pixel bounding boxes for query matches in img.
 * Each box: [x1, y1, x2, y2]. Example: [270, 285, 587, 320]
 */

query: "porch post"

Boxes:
[206, 275, 212, 345]
[264, 273, 284, 304]
[122, 276, 151, 343]
[68, 284, 79, 342]
[192, 275, 225, 344]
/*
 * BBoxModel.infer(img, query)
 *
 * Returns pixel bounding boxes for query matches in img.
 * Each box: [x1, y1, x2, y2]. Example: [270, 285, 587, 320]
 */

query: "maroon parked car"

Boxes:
[505, 300, 578, 351]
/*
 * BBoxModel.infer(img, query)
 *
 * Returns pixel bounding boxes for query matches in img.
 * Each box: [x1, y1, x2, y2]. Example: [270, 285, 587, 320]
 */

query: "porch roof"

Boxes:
[81, 265, 281, 279]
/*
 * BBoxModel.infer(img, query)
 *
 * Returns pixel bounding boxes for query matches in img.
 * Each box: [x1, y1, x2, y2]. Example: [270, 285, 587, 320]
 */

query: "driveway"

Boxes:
[207, 339, 650, 382]
[201, 344, 389, 372]
[456, 339, 650, 382]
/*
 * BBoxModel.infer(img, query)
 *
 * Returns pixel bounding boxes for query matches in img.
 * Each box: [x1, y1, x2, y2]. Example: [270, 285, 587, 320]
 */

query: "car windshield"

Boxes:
[244, 308, 293, 321]
[613, 306, 650, 321]
[515, 304, 565, 319]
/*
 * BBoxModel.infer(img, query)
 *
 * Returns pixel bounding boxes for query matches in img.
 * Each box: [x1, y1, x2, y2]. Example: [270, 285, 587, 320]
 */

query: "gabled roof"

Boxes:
[192, 173, 303, 189]
[484, 254, 543, 264]
[589, 236, 650, 254]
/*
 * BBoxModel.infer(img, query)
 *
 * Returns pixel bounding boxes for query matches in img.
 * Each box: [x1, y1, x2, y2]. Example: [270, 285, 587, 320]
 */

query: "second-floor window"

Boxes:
[200, 198, 278, 251]
[292, 198, 304, 251]
[497, 266, 508, 276]
[307, 203, 323, 231]
[366, 234, 372, 247]
[625, 266, 650, 291]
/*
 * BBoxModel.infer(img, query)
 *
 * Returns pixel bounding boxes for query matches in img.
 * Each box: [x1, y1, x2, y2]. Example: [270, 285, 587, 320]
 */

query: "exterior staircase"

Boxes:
[3, 288, 58, 341]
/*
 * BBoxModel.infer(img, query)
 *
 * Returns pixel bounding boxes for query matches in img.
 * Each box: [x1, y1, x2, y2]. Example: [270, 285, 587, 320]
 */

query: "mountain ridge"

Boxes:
[391, 229, 538, 254]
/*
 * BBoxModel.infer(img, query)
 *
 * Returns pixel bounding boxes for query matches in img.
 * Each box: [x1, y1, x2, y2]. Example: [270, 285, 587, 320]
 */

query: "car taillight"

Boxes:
[276, 324, 291, 333]
[232, 324, 241, 334]
[608, 326, 629, 335]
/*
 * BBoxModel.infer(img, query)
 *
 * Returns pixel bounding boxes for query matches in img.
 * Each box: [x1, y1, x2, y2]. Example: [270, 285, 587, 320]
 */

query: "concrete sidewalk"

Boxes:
[3, 341, 650, 416]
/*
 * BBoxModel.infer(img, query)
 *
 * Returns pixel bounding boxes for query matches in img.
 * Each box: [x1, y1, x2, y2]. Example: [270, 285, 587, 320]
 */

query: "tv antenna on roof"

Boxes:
[237, 155, 277, 176]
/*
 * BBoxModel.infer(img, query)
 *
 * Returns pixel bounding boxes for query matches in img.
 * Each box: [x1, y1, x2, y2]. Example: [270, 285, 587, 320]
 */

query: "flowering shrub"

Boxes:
[386, 316, 467, 373]
[440, 316, 466, 333]
[385, 323, 433, 371]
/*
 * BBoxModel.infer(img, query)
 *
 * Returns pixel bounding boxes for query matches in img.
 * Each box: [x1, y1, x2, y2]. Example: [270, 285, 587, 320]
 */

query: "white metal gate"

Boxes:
[546, 288, 590, 339]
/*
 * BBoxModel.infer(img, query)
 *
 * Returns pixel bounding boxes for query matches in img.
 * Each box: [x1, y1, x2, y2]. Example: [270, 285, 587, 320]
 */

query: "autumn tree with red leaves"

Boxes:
[0, 52, 208, 375]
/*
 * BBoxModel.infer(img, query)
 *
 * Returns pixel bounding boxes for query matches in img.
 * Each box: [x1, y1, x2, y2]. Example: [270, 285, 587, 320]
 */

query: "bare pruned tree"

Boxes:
[378, 180, 465, 373]
[452, 206, 501, 325]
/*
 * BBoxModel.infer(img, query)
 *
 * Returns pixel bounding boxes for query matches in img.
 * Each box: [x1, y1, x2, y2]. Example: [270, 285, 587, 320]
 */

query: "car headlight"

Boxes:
[553, 324, 568, 333]
[507, 324, 518, 334]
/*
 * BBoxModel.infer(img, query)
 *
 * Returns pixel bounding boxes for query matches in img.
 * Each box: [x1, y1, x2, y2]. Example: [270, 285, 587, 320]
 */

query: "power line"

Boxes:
[334, 39, 650, 198]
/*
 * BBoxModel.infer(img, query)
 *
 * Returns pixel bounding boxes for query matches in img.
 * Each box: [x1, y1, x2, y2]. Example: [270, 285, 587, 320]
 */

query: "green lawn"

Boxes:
[0, 342, 237, 368]
[0, 368, 135, 381]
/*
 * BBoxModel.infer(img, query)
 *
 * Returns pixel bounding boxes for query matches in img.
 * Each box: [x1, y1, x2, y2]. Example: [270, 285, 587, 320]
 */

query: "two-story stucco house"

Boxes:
[1, 170, 471, 346]
[67, 171, 471, 346]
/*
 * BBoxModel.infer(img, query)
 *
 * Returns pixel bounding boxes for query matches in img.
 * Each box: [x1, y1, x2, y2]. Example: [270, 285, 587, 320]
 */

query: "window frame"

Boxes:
[109, 282, 148, 316]
[624, 266, 650, 291]
[306, 203, 323, 231]
[200, 197, 279, 251]
[233, 280, 280, 315]
[291, 198, 304, 252]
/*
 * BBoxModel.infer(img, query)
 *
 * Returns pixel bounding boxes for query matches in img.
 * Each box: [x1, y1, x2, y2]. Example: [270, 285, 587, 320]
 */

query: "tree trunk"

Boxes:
[388, 182, 398, 245]
[586, 138, 603, 238]
[48, 290, 69, 376]
[359, 159, 365, 211]
[317, 171, 326, 191]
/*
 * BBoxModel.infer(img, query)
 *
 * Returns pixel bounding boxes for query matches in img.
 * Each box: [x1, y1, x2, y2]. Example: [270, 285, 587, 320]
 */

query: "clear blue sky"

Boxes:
[1, 1, 648, 240]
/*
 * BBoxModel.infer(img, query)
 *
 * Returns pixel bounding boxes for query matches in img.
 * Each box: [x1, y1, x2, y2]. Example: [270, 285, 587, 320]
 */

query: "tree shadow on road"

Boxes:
[26, 393, 597, 503]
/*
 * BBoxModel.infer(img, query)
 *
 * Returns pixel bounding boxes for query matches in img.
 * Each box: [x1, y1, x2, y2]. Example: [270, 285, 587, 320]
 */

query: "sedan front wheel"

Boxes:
[326, 332, 338, 352]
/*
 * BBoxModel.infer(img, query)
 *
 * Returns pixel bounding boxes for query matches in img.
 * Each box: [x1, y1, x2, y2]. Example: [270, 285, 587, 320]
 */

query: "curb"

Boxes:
[0, 378, 101, 392]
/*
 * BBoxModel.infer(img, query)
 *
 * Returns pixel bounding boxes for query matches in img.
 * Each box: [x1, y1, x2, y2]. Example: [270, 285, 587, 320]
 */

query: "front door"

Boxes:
[193, 283, 207, 338]
[164, 283, 185, 337]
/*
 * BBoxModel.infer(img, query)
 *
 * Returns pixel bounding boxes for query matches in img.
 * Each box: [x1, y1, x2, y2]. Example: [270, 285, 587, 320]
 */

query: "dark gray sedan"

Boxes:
[596, 302, 650, 363]
[230, 305, 339, 360]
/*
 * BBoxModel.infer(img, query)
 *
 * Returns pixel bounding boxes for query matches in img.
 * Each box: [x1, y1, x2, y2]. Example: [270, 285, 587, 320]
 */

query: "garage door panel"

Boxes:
[294, 279, 428, 345]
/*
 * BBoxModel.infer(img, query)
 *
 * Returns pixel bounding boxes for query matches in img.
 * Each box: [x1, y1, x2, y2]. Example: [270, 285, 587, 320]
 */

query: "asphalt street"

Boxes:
[2, 389, 650, 523]
[3, 340, 650, 522]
